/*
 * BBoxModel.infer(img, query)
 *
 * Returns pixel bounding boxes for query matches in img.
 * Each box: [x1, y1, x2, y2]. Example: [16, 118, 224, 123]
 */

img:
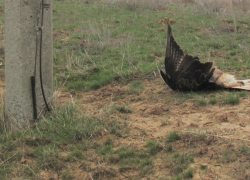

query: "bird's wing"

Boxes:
[161, 24, 214, 91]
[164, 24, 184, 77]
[176, 56, 215, 90]
[160, 24, 185, 90]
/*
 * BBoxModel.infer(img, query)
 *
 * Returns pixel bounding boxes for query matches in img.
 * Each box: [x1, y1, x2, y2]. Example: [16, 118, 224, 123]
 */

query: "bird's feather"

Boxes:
[161, 24, 214, 91]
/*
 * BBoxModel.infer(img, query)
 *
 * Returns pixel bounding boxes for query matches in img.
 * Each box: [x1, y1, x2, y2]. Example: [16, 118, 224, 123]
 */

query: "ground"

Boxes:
[54, 77, 250, 179]
[1, 75, 250, 179]
[1, 0, 250, 179]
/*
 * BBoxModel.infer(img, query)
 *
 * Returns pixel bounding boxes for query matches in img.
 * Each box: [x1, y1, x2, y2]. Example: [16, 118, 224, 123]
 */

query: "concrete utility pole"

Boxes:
[5, 0, 53, 130]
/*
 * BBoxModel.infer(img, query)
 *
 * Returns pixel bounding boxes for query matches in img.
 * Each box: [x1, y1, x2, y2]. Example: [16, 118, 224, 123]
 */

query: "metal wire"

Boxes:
[32, 0, 51, 120]
[39, 0, 51, 112]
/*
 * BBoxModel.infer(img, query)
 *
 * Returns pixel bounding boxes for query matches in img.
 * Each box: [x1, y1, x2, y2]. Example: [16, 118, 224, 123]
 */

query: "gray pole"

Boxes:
[5, 0, 53, 130]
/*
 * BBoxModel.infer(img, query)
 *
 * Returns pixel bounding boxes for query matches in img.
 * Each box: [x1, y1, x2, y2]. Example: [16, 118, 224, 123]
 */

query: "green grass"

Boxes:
[1, 0, 250, 179]
[128, 81, 144, 94]
[108, 146, 154, 175]
[240, 145, 250, 155]
[166, 143, 173, 153]
[37, 147, 62, 171]
[33, 105, 105, 142]
[209, 97, 218, 105]
[62, 171, 74, 180]
[66, 149, 85, 161]
[166, 152, 195, 178]
[0, 104, 123, 178]
[221, 150, 238, 163]
[115, 105, 133, 114]
[223, 93, 240, 105]
[166, 132, 181, 143]
[51, 0, 250, 92]
[195, 99, 207, 106]
[52, 1, 165, 91]
[183, 168, 194, 179]
[146, 140, 163, 155]
[200, 165, 207, 170]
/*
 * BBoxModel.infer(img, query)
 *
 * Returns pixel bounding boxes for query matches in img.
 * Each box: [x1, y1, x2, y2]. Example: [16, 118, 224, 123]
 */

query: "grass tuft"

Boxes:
[168, 152, 194, 176]
[35, 105, 105, 142]
[209, 97, 218, 105]
[221, 150, 237, 163]
[146, 140, 163, 155]
[128, 81, 144, 94]
[62, 171, 74, 180]
[183, 168, 194, 179]
[224, 94, 240, 105]
[67, 150, 85, 161]
[115, 105, 133, 114]
[97, 144, 113, 155]
[240, 145, 250, 155]
[196, 99, 207, 106]
[166, 132, 181, 142]
[166, 143, 173, 152]
[37, 147, 63, 171]
[200, 165, 207, 170]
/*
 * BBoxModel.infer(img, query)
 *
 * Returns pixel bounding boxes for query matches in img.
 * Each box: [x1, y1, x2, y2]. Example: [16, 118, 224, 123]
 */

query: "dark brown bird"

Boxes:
[160, 24, 250, 91]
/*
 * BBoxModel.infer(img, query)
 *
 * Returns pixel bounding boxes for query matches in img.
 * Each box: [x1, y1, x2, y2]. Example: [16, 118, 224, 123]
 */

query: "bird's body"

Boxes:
[210, 69, 241, 88]
[160, 24, 250, 91]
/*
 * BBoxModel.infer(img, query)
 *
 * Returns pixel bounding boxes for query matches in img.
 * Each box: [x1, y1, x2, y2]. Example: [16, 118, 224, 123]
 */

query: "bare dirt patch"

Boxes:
[56, 77, 250, 179]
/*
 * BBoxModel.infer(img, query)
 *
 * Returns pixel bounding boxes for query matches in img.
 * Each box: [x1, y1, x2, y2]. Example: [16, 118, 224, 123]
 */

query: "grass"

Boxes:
[166, 152, 194, 178]
[62, 172, 74, 180]
[1, 0, 250, 179]
[195, 98, 207, 106]
[200, 165, 207, 170]
[0, 104, 124, 178]
[224, 93, 240, 105]
[33, 105, 106, 141]
[209, 97, 218, 105]
[146, 140, 163, 155]
[107, 146, 154, 175]
[52, 0, 164, 91]
[115, 105, 133, 114]
[166, 132, 181, 142]
[2, 0, 249, 103]
[183, 168, 194, 179]
[50, 0, 250, 93]
[37, 147, 62, 171]
[240, 145, 250, 155]
[66, 149, 85, 161]
[127, 81, 144, 94]
[221, 150, 238, 163]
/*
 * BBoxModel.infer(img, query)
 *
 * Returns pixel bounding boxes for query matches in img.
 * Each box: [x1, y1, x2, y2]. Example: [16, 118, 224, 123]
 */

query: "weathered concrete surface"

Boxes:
[5, 0, 53, 130]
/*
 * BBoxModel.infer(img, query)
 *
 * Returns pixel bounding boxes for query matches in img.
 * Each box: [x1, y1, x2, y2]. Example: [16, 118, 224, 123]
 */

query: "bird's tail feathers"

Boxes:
[229, 79, 250, 91]
[210, 69, 250, 90]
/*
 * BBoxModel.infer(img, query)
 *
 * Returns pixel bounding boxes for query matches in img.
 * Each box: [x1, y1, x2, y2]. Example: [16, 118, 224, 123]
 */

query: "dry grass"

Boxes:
[192, 0, 250, 13]
[104, 0, 169, 10]
[105, 0, 250, 12]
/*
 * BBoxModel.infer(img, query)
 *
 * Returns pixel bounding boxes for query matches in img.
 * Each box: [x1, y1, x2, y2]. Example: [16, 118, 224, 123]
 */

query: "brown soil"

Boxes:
[55, 77, 250, 180]
[2, 77, 250, 179]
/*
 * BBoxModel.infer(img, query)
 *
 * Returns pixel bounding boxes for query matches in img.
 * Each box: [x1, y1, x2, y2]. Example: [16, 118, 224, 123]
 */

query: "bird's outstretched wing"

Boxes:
[160, 24, 215, 91]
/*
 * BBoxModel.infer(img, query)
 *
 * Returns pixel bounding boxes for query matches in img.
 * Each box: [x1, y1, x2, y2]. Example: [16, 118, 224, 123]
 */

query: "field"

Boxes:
[1, 0, 250, 179]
